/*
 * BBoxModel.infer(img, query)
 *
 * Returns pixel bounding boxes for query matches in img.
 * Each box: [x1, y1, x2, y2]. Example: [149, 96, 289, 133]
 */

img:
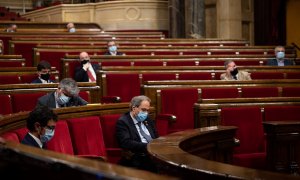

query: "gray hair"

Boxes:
[58, 78, 79, 96]
[224, 60, 235, 69]
[129, 95, 151, 111]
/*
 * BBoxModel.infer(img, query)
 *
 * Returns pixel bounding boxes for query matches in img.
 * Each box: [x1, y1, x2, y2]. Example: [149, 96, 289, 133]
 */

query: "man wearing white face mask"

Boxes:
[66, 22, 76, 33]
[36, 78, 88, 108]
[267, 46, 295, 66]
[116, 95, 159, 172]
[104, 40, 124, 56]
[21, 106, 58, 149]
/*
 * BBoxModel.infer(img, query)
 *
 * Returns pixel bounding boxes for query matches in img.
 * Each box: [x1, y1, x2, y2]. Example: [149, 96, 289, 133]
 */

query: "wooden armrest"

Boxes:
[77, 155, 107, 162]
[156, 114, 177, 124]
[101, 96, 121, 103]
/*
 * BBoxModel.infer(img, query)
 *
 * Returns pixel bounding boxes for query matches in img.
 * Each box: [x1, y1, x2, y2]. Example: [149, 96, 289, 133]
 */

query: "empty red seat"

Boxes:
[133, 61, 164, 66]
[221, 107, 266, 169]
[251, 72, 284, 79]
[282, 87, 300, 97]
[159, 88, 199, 134]
[99, 114, 122, 164]
[0, 94, 12, 115]
[11, 93, 46, 113]
[101, 61, 131, 66]
[264, 106, 300, 121]
[285, 72, 300, 79]
[46, 121, 74, 155]
[0, 75, 21, 84]
[241, 87, 279, 98]
[201, 87, 239, 99]
[0, 132, 20, 142]
[67, 116, 107, 158]
[142, 73, 177, 82]
[178, 72, 212, 80]
[166, 61, 197, 66]
[14, 127, 29, 142]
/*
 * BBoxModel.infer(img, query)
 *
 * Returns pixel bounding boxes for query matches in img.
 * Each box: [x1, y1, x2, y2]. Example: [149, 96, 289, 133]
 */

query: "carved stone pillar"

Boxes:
[168, 0, 185, 38]
[185, 0, 205, 38]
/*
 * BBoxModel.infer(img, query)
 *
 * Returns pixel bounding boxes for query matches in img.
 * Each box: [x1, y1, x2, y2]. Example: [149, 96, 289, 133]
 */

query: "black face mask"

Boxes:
[230, 68, 239, 76]
[40, 73, 50, 81]
[81, 59, 90, 66]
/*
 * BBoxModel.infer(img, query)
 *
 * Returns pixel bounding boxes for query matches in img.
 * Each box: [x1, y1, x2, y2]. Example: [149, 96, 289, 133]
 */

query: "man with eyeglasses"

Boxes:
[31, 60, 55, 83]
[21, 106, 58, 149]
[116, 95, 159, 172]
[267, 46, 295, 66]
[36, 78, 87, 108]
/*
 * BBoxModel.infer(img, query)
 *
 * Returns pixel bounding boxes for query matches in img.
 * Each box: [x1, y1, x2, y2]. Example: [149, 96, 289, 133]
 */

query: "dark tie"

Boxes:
[233, 75, 237, 80]
[137, 122, 153, 143]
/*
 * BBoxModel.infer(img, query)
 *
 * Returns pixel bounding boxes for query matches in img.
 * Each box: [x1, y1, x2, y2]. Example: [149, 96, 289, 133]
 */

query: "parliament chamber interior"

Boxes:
[0, 0, 300, 179]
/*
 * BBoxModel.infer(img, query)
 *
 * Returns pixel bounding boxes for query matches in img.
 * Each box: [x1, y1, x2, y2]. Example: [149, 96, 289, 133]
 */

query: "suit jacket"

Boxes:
[220, 71, 252, 80]
[31, 78, 55, 84]
[267, 58, 295, 66]
[74, 63, 100, 82]
[116, 112, 158, 153]
[103, 51, 124, 56]
[21, 133, 46, 149]
[36, 91, 88, 109]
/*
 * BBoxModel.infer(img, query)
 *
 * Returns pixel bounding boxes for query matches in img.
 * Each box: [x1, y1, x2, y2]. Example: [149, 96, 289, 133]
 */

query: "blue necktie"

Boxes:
[137, 122, 153, 143]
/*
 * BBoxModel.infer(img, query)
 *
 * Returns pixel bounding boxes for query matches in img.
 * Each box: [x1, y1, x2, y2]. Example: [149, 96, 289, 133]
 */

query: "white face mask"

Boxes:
[57, 93, 70, 105]
[69, 28, 76, 33]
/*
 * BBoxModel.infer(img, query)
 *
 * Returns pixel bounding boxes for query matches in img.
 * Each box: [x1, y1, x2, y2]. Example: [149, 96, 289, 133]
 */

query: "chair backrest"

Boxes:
[159, 88, 199, 133]
[11, 92, 46, 113]
[0, 94, 12, 115]
[142, 73, 177, 81]
[221, 107, 265, 154]
[14, 127, 29, 142]
[0, 75, 21, 84]
[201, 87, 239, 99]
[251, 72, 284, 79]
[241, 87, 279, 98]
[67, 116, 106, 157]
[264, 106, 300, 121]
[0, 131, 20, 142]
[281, 87, 300, 97]
[104, 73, 140, 102]
[178, 72, 212, 80]
[285, 72, 300, 79]
[46, 121, 74, 155]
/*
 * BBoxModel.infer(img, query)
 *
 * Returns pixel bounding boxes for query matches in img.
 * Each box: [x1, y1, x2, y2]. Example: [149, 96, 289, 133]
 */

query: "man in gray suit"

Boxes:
[36, 78, 87, 108]
[267, 46, 295, 66]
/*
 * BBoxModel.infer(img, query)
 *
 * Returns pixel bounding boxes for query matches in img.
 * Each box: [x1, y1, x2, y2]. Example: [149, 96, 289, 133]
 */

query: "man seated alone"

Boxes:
[31, 60, 55, 83]
[220, 60, 252, 80]
[267, 45, 295, 66]
[116, 95, 158, 172]
[36, 78, 87, 108]
[104, 40, 124, 56]
[74, 52, 100, 82]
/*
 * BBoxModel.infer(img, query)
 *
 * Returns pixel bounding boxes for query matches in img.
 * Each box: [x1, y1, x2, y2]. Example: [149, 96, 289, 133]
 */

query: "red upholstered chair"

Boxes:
[46, 121, 74, 155]
[250, 72, 284, 80]
[99, 114, 122, 164]
[78, 91, 90, 103]
[11, 93, 46, 113]
[241, 87, 279, 98]
[0, 75, 21, 84]
[157, 88, 199, 134]
[133, 61, 164, 66]
[282, 87, 300, 97]
[264, 106, 300, 122]
[166, 61, 197, 66]
[20, 74, 37, 83]
[285, 72, 300, 79]
[101, 61, 131, 66]
[0, 94, 12, 115]
[0, 61, 24, 67]
[178, 72, 212, 80]
[14, 127, 29, 142]
[142, 73, 177, 82]
[198, 60, 224, 66]
[103, 73, 141, 103]
[0, 132, 20, 142]
[221, 107, 266, 169]
[200, 87, 239, 99]
[67, 116, 107, 160]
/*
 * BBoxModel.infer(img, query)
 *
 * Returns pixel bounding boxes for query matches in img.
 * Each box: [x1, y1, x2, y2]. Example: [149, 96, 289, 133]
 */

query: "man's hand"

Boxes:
[83, 62, 91, 71]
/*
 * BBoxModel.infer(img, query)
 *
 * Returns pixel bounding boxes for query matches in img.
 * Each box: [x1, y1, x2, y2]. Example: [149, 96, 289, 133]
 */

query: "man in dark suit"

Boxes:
[21, 105, 58, 149]
[31, 60, 55, 84]
[36, 78, 87, 109]
[267, 46, 295, 66]
[116, 95, 159, 172]
[74, 52, 100, 82]
[103, 40, 124, 56]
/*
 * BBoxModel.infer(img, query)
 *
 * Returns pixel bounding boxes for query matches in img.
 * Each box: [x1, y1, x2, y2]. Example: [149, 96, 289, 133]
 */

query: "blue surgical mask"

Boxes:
[109, 45, 117, 52]
[69, 28, 76, 33]
[276, 51, 285, 59]
[41, 128, 55, 143]
[136, 111, 148, 122]
[57, 93, 70, 105]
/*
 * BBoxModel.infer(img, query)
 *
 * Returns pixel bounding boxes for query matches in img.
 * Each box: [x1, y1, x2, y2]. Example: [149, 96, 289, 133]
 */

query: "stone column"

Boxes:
[168, 0, 185, 38]
[185, 0, 206, 38]
[216, 0, 242, 39]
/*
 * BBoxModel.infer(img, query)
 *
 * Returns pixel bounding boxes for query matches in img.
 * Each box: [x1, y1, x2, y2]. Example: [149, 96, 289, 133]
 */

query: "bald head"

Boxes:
[79, 52, 90, 61]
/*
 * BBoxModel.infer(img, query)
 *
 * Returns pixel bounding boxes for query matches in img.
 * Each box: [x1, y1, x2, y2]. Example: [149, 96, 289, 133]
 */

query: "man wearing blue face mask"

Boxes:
[36, 78, 88, 108]
[104, 40, 124, 56]
[116, 95, 159, 172]
[267, 46, 295, 66]
[21, 106, 58, 149]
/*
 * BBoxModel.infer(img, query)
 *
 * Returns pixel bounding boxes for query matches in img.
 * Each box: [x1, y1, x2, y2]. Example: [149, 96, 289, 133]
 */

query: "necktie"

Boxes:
[137, 122, 153, 143]
[87, 69, 96, 82]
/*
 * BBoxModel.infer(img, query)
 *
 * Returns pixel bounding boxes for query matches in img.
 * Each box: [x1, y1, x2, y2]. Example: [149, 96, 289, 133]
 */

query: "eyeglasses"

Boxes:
[45, 125, 55, 132]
